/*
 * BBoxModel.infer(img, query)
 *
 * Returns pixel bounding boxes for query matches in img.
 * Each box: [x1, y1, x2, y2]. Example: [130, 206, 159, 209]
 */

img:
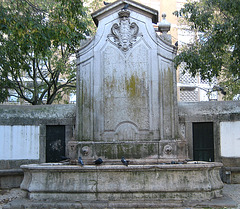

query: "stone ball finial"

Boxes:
[158, 13, 171, 34]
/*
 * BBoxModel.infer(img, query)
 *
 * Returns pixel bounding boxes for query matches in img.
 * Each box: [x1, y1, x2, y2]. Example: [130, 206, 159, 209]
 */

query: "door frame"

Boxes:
[192, 122, 214, 162]
[38, 125, 74, 163]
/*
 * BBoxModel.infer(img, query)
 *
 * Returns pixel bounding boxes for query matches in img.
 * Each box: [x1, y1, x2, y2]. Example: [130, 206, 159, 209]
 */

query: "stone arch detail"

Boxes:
[114, 121, 139, 141]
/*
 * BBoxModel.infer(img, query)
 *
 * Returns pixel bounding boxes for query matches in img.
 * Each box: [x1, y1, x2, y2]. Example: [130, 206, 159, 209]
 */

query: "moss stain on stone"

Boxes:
[125, 74, 141, 98]
[117, 144, 131, 158]
[106, 76, 116, 90]
[167, 67, 173, 90]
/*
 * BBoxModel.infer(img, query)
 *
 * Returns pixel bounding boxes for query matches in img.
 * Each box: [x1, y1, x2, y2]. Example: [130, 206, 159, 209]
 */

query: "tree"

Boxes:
[0, 0, 90, 104]
[84, 0, 103, 34]
[174, 0, 240, 100]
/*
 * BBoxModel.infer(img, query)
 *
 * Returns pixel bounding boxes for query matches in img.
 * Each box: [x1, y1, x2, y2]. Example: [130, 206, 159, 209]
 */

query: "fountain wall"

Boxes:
[74, 0, 187, 161]
[1, 2, 238, 207]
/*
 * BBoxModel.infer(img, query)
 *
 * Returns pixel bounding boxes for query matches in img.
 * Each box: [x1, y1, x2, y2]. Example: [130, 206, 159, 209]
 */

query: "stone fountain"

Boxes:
[20, 0, 223, 207]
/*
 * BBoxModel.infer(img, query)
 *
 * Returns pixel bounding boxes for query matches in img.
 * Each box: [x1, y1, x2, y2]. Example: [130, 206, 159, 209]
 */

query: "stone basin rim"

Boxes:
[21, 162, 223, 171]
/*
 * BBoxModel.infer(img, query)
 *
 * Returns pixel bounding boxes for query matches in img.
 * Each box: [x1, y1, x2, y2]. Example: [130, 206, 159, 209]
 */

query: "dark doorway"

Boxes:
[46, 125, 65, 163]
[193, 122, 214, 162]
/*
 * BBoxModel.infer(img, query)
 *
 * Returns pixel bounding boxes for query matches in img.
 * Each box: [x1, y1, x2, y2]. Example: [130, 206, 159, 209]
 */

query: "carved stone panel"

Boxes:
[114, 122, 139, 141]
[79, 62, 92, 140]
[103, 43, 149, 132]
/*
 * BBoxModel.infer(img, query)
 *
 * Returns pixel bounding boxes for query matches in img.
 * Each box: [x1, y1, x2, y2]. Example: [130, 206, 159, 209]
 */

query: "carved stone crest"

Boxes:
[108, 10, 141, 52]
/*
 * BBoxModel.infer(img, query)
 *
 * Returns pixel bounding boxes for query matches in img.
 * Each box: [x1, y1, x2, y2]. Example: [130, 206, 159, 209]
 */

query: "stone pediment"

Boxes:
[91, 0, 158, 26]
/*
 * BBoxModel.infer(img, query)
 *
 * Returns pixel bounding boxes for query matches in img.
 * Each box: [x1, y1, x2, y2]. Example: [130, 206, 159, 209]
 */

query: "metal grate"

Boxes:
[179, 68, 198, 84]
[200, 77, 218, 85]
[180, 90, 198, 102]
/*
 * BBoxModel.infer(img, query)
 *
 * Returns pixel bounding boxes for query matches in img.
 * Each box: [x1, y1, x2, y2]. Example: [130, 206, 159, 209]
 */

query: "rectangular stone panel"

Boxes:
[77, 142, 158, 159]
[79, 62, 93, 140]
[102, 44, 150, 132]
[0, 125, 39, 160]
[220, 121, 240, 157]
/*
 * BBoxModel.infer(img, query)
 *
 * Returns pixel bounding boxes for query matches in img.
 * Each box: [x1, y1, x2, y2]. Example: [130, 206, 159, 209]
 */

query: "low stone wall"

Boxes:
[0, 104, 76, 126]
[0, 169, 23, 189]
[1, 101, 240, 188]
[178, 101, 240, 183]
[0, 104, 76, 189]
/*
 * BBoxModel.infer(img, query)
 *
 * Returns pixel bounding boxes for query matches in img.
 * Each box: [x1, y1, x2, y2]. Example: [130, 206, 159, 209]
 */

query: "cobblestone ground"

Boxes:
[223, 184, 240, 208]
[0, 188, 26, 209]
[1, 184, 240, 208]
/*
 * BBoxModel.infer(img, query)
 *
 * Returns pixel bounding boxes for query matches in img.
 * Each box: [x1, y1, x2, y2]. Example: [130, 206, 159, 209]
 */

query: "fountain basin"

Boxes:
[20, 162, 223, 204]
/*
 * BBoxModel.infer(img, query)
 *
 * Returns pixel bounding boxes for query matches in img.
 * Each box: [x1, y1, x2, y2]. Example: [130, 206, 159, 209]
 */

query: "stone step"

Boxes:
[2, 198, 185, 208]
[3, 196, 238, 209]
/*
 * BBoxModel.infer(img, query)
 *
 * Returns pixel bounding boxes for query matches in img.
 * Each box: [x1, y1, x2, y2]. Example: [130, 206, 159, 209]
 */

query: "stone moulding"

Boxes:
[20, 162, 223, 206]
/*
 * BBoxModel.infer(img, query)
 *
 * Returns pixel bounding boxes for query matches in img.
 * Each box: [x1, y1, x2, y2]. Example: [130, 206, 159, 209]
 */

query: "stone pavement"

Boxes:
[1, 184, 240, 208]
[222, 184, 240, 208]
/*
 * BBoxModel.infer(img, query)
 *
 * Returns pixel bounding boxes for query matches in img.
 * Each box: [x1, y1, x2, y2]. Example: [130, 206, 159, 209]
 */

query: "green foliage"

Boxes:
[0, 0, 90, 104]
[174, 0, 240, 100]
[84, 0, 102, 34]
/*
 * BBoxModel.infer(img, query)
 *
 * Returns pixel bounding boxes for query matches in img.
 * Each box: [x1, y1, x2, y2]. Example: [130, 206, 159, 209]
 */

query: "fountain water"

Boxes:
[20, 0, 223, 207]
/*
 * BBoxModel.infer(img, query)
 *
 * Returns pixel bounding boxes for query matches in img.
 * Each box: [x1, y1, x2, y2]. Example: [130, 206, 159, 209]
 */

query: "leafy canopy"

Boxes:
[0, 0, 90, 104]
[174, 0, 240, 100]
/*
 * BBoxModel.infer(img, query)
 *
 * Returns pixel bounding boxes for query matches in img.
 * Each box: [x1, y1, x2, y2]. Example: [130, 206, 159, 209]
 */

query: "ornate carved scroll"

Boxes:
[108, 10, 141, 52]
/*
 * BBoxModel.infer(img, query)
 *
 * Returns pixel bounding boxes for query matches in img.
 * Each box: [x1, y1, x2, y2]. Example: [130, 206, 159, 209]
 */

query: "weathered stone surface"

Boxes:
[178, 101, 240, 183]
[0, 169, 23, 189]
[20, 162, 223, 202]
[179, 100, 240, 120]
[0, 104, 76, 126]
[76, 0, 183, 160]
[0, 104, 76, 188]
